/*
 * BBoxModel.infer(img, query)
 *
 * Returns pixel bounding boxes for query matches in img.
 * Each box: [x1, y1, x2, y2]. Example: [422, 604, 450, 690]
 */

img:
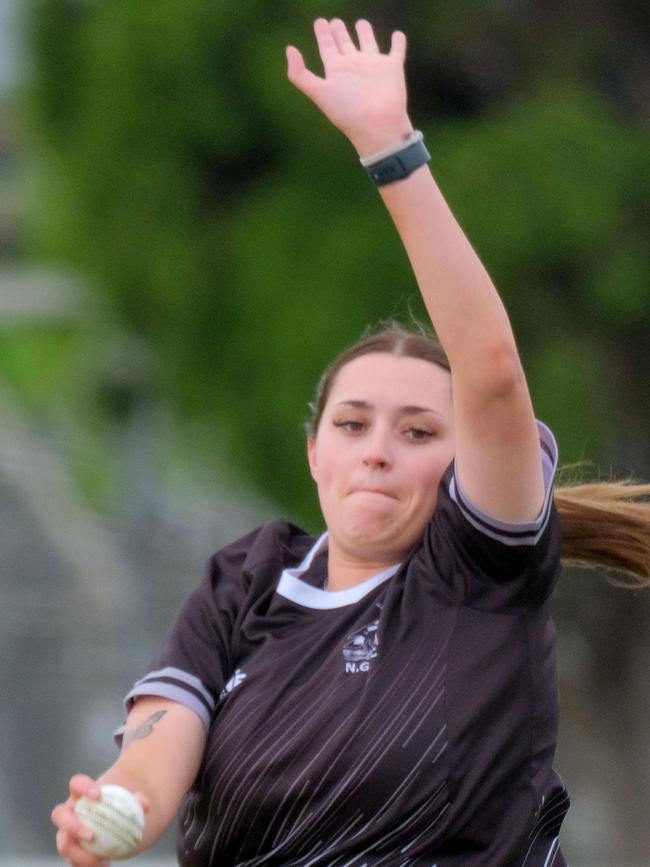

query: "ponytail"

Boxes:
[555, 481, 650, 588]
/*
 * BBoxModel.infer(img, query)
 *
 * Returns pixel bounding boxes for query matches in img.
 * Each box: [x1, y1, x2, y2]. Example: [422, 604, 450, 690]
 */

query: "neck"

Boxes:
[325, 544, 398, 592]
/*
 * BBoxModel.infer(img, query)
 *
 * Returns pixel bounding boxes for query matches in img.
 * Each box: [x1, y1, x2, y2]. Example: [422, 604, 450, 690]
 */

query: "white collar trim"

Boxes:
[276, 531, 401, 610]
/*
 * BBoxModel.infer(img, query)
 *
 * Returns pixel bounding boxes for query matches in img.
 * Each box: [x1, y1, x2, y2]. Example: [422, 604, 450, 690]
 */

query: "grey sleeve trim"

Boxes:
[448, 421, 558, 547]
[113, 667, 215, 747]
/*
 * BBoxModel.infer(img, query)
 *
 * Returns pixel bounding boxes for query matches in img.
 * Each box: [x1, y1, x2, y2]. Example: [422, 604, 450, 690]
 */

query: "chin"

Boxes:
[347, 502, 395, 534]
[342, 514, 408, 562]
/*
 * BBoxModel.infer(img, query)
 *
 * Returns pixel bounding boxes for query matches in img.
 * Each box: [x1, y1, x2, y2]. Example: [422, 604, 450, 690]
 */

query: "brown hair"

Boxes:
[307, 324, 650, 588]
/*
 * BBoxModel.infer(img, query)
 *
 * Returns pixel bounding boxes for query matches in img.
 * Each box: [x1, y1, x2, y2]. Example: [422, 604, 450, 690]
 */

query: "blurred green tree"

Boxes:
[22, 0, 649, 527]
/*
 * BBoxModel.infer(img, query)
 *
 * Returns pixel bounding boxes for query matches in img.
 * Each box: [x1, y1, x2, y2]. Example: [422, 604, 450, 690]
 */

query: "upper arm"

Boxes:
[451, 355, 546, 524]
[419, 417, 560, 610]
[113, 696, 207, 829]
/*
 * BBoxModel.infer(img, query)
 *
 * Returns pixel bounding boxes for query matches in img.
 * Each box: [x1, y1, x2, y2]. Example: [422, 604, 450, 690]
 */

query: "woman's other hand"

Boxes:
[51, 774, 149, 866]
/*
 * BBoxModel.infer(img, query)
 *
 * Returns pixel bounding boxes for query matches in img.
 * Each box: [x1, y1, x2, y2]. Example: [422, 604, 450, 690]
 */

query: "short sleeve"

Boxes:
[115, 548, 248, 743]
[412, 421, 562, 610]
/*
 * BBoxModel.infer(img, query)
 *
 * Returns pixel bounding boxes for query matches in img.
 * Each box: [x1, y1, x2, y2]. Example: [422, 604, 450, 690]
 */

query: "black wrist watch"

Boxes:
[365, 138, 431, 187]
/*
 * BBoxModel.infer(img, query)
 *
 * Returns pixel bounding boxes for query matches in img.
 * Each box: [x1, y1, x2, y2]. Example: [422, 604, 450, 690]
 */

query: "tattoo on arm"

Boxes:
[122, 709, 167, 751]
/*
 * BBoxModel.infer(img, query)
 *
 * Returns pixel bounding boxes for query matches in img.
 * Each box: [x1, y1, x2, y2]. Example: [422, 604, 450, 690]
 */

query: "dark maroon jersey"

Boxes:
[121, 423, 569, 866]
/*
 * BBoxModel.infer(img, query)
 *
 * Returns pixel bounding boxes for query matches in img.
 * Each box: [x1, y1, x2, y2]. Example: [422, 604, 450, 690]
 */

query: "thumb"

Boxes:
[135, 790, 151, 814]
[286, 45, 323, 99]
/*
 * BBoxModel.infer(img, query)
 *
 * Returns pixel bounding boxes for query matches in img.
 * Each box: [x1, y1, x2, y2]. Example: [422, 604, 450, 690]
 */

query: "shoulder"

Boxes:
[445, 421, 558, 543]
[410, 422, 562, 609]
[440, 420, 558, 544]
[205, 519, 316, 584]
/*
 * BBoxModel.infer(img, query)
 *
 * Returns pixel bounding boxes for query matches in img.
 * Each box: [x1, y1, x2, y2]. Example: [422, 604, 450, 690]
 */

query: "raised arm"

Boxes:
[52, 697, 206, 864]
[287, 18, 545, 522]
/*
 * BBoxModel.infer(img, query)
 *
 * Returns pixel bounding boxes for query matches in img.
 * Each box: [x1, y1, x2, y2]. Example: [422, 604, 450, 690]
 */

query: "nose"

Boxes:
[362, 427, 392, 469]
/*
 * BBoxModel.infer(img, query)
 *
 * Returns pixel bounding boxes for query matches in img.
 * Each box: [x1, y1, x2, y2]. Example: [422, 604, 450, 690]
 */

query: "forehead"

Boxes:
[327, 352, 452, 410]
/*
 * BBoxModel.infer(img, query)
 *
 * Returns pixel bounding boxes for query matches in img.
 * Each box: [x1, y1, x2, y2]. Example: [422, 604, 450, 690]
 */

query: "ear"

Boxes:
[307, 436, 318, 481]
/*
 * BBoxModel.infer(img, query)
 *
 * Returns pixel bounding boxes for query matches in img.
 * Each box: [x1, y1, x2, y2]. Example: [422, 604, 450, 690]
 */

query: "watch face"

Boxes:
[368, 140, 430, 187]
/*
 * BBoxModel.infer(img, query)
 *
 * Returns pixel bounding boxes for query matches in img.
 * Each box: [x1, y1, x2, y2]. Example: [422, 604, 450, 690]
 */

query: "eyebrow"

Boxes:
[334, 399, 445, 419]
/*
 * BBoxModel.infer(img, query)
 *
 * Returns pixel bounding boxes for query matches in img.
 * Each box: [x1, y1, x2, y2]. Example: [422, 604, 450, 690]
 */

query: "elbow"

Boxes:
[472, 340, 525, 400]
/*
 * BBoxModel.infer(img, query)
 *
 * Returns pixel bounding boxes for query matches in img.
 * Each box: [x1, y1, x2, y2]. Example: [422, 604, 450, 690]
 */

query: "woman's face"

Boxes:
[307, 352, 455, 565]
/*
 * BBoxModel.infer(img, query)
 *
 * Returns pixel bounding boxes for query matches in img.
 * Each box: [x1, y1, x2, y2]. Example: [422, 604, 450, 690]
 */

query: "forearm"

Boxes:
[387, 168, 517, 371]
[360, 140, 520, 389]
[94, 761, 173, 853]
[104, 698, 206, 853]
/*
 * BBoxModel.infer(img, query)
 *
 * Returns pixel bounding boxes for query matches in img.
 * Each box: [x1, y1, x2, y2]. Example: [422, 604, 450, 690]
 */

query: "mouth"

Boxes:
[352, 487, 397, 499]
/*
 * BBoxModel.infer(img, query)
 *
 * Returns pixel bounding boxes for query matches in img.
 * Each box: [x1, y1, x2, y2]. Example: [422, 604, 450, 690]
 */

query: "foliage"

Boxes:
[20, 0, 650, 528]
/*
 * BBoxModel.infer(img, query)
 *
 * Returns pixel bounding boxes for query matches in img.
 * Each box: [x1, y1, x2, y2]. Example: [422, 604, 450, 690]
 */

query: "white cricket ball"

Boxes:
[74, 784, 145, 860]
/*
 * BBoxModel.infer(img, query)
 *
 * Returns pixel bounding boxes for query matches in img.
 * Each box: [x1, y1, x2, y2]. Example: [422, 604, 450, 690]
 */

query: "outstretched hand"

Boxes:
[286, 18, 413, 157]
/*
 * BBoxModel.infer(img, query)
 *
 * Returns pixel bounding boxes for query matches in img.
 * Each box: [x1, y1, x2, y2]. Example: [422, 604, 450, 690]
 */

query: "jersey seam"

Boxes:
[524, 613, 538, 836]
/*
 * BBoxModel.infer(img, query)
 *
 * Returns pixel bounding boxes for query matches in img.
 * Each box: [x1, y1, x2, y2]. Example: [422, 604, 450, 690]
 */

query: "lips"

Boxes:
[352, 487, 396, 499]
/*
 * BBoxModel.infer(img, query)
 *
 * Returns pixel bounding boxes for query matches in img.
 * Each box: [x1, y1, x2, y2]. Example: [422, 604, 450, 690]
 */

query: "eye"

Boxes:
[403, 426, 435, 441]
[333, 419, 365, 433]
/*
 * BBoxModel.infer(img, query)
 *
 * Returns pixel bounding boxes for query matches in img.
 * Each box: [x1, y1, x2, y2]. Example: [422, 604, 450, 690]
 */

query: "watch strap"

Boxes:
[363, 136, 431, 187]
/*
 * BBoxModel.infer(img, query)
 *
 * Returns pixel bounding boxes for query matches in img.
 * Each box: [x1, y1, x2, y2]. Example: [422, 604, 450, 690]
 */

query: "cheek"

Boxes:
[310, 439, 349, 490]
[414, 440, 450, 470]
[405, 451, 452, 503]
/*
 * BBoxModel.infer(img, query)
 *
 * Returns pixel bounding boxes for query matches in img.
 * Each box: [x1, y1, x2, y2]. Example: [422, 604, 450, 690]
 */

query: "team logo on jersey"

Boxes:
[342, 618, 379, 673]
[219, 668, 247, 700]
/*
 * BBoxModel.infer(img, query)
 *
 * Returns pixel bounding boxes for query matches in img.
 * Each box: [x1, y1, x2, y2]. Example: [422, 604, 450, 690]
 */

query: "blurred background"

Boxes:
[1, 0, 648, 864]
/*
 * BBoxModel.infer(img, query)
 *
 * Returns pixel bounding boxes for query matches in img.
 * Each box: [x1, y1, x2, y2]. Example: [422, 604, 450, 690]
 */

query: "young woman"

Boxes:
[52, 19, 650, 866]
